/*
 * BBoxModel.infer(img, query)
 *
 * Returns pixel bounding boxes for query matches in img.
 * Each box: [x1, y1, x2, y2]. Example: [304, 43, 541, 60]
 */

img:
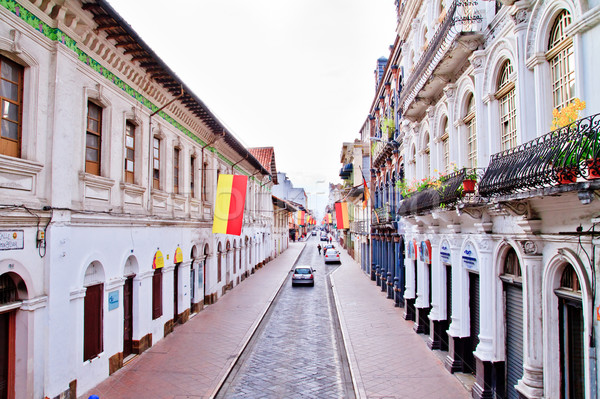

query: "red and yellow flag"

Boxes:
[335, 202, 349, 229]
[327, 213, 332, 224]
[362, 176, 370, 209]
[213, 174, 248, 236]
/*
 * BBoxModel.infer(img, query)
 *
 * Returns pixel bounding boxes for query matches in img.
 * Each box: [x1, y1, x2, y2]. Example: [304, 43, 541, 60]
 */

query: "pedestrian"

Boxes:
[329, 236, 332, 244]
[317, 244, 321, 255]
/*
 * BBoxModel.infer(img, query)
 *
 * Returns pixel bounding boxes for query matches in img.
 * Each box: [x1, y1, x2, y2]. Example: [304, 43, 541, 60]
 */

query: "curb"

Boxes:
[209, 242, 307, 398]
[330, 253, 367, 399]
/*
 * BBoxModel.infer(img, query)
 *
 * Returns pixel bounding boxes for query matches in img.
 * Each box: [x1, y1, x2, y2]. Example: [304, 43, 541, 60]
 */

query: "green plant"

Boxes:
[381, 118, 396, 139]
[464, 170, 478, 181]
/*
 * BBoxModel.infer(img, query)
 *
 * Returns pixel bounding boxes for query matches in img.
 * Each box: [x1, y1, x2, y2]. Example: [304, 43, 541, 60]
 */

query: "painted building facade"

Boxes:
[367, 0, 600, 398]
[0, 0, 277, 397]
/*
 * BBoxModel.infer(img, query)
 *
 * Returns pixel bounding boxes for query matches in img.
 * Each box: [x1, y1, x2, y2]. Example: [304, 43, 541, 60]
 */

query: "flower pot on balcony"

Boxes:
[462, 179, 476, 194]
[556, 167, 577, 184]
[586, 158, 600, 179]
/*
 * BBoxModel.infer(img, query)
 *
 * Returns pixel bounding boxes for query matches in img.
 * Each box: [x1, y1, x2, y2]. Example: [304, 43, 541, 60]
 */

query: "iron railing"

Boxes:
[397, 168, 468, 216]
[398, 1, 457, 112]
[374, 203, 394, 223]
[479, 113, 600, 197]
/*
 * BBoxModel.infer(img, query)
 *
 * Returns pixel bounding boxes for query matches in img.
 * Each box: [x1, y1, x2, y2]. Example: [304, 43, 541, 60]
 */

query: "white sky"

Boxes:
[106, 0, 397, 216]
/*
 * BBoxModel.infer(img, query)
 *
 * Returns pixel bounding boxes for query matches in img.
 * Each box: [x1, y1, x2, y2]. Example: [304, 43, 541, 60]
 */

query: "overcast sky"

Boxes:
[106, 0, 397, 216]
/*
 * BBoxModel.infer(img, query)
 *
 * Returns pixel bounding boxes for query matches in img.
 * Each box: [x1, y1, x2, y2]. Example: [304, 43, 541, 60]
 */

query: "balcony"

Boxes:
[399, 1, 483, 120]
[397, 168, 478, 216]
[374, 203, 394, 224]
[479, 113, 600, 197]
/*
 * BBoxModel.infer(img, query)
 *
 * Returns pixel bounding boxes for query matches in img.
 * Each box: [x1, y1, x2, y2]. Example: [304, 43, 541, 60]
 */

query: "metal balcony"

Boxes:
[479, 113, 600, 197]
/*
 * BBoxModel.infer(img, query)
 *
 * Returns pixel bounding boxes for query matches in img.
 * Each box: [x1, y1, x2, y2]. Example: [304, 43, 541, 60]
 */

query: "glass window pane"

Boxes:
[126, 135, 134, 148]
[0, 81, 18, 101]
[1, 120, 18, 140]
[86, 148, 98, 162]
[1, 60, 19, 82]
[87, 119, 99, 132]
[2, 100, 18, 121]
[127, 148, 134, 160]
[154, 159, 159, 169]
[153, 169, 160, 179]
[86, 133, 99, 148]
[126, 160, 134, 172]
[154, 148, 159, 158]
[87, 103, 100, 119]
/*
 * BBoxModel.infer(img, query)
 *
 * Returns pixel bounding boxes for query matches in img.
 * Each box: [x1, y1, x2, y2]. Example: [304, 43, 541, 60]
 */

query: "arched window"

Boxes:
[497, 60, 517, 150]
[463, 94, 477, 168]
[424, 133, 431, 176]
[502, 247, 521, 278]
[441, 118, 450, 173]
[548, 10, 574, 110]
[555, 264, 584, 399]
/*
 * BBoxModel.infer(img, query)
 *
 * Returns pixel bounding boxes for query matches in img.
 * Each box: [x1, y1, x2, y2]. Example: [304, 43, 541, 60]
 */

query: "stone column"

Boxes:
[404, 236, 416, 321]
[428, 235, 445, 349]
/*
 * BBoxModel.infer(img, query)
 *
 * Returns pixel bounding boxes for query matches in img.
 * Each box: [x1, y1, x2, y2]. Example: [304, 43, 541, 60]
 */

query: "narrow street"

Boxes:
[216, 235, 354, 398]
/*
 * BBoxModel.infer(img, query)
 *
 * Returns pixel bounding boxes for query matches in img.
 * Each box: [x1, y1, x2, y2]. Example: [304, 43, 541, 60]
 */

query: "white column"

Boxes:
[474, 237, 495, 361]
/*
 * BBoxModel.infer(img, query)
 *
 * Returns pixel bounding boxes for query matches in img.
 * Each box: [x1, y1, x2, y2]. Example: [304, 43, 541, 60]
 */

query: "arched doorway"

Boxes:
[123, 256, 138, 359]
[225, 241, 231, 290]
[203, 244, 209, 304]
[0, 272, 27, 399]
[83, 262, 105, 362]
[190, 246, 197, 314]
[500, 247, 523, 399]
[217, 242, 222, 284]
[556, 264, 584, 398]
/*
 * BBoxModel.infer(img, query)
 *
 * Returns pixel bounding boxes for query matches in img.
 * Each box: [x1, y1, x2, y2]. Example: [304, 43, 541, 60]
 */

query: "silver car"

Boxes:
[291, 265, 315, 286]
[324, 250, 341, 264]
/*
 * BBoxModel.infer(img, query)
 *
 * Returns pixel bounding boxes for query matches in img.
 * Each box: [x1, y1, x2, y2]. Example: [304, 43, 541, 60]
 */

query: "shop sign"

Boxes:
[462, 242, 478, 271]
[440, 240, 451, 264]
[108, 290, 119, 311]
[153, 250, 164, 269]
[407, 239, 417, 260]
[174, 247, 183, 263]
[0, 230, 24, 251]
[419, 240, 432, 264]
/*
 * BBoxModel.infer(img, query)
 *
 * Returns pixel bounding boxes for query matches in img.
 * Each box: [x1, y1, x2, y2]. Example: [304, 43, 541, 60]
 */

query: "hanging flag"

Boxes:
[174, 247, 183, 263]
[335, 202, 349, 229]
[327, 213, 332, 224]
[362, 176, 370, 209]
[297, 210, 306, 226]
[153, 250, 164, 269]
[213, 174, 248, 236]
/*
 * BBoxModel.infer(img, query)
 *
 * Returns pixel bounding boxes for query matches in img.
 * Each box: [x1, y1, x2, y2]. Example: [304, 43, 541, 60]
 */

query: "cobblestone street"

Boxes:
[216, 237, 354, 398]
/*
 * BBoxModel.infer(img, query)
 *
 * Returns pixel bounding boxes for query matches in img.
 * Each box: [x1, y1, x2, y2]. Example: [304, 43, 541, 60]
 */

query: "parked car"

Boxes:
[324, 250, 341, 264]
[311, 230, 317, 236]
[291, 265, 315, 286]
[320, 233, 328, 241]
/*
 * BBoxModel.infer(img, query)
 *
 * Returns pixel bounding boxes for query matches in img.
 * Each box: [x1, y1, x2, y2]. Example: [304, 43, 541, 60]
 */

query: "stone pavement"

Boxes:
[81, 242, 306, 399]
[330, 244, 470, 399]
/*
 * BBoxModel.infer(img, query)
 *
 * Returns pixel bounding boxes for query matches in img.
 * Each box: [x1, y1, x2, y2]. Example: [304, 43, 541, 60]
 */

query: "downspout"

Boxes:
[147, 86, 184, 209]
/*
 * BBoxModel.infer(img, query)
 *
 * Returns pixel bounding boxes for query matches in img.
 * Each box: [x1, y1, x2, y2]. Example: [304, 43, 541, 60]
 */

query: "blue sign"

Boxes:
[108, 290, 119, 311]
[462, 242, 478, 271]
[440, 241, 451, 264]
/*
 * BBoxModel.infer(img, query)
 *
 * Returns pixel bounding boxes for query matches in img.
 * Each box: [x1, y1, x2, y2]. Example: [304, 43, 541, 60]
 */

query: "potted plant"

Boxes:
[551, 98, 587, 183]
[461, 170, 477, 194]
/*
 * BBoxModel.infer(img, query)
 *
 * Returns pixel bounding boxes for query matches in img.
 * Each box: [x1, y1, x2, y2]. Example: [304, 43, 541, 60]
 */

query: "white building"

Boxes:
[368, 0, 600, 398]
[0, 0, 275, 397]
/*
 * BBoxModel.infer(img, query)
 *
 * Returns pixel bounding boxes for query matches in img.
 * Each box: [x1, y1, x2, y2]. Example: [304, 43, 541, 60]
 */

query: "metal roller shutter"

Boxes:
[505, 283, 524, 399]
[468, 272, 479, 374]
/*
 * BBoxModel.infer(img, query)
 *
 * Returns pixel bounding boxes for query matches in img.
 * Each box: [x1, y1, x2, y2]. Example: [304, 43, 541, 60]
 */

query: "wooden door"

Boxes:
[123, 277, 133, 358]
[0, 311, 15, 399]
[173, 264, 179, 324]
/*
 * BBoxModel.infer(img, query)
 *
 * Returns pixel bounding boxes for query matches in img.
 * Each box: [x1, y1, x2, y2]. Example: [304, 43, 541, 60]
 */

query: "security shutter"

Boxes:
[559, 298, 585, 399]
[504, 283, 524, 399]
[468, 272, 480, 374]
[446, 265, 452, 322]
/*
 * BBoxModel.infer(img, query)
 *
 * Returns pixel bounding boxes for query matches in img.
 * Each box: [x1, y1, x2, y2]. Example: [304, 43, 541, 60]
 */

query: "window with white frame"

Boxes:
[497, 60, 517, 151]
[424, 133, 431, 176]
[124, 121, 136, 184]
[464, 94, 477, 168]
[0, 56, 23, 158]
[547, 10, 574, 111]
[441, 118, 450, 173]
[152, 137, 160, 189]
[86, 101, 102, 175]
[173, 147, 180, 194]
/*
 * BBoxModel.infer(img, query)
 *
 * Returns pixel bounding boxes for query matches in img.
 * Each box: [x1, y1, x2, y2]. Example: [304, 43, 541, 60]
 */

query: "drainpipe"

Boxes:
[147, 86, 184, 209]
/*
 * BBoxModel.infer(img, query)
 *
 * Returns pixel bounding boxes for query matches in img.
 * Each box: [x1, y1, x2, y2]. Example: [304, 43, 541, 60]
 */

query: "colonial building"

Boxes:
[0, 0, 275, 397]
[367, 0, 600, 398]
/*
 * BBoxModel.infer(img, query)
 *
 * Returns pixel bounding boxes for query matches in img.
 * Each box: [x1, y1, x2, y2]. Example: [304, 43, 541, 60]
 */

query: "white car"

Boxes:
[291, 265, 315, 286]
[324, 250, 341, 264]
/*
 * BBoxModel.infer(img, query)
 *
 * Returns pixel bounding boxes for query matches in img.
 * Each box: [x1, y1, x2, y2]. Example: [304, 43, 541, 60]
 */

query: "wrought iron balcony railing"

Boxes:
[374, 203, 394, 223]
[478, 113, 600, 197]
[397, 168, 468, 216]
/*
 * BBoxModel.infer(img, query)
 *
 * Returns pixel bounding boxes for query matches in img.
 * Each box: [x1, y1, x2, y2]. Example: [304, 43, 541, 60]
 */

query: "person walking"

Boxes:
[317, 244, 321, 255]
[328, 236, 332, 244]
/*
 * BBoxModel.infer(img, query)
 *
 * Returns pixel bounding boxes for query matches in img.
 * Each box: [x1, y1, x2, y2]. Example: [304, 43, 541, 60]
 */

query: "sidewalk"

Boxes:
[330, 243, 470, 399]
[81, 242, 306, 399]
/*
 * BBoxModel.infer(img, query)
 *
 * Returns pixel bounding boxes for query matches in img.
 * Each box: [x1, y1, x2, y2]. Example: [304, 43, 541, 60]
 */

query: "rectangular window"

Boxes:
[152, 269, 163, 320]
[190, 156, 195, 198]
[202, 162, 208, 201]
[84, 283, 103, 361]
[86, 102, 102, 175]
[124, 122, 135, 184]
[0, 57, 23, 158]
[153, 137, 160, 189]
[173, 148, 180, 194]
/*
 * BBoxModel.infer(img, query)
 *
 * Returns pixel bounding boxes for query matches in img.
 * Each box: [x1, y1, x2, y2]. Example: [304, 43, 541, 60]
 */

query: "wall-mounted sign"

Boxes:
[407, 239, 417, 260]
[108, 290, 119, 311]
[462, 242, 478, 271]
[153, 250, 164, 269]
[419, 240, 432, 264]
[0, 230, 24, 251]
[440, 240, 451, 264]
[174, 247, 183, 263]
